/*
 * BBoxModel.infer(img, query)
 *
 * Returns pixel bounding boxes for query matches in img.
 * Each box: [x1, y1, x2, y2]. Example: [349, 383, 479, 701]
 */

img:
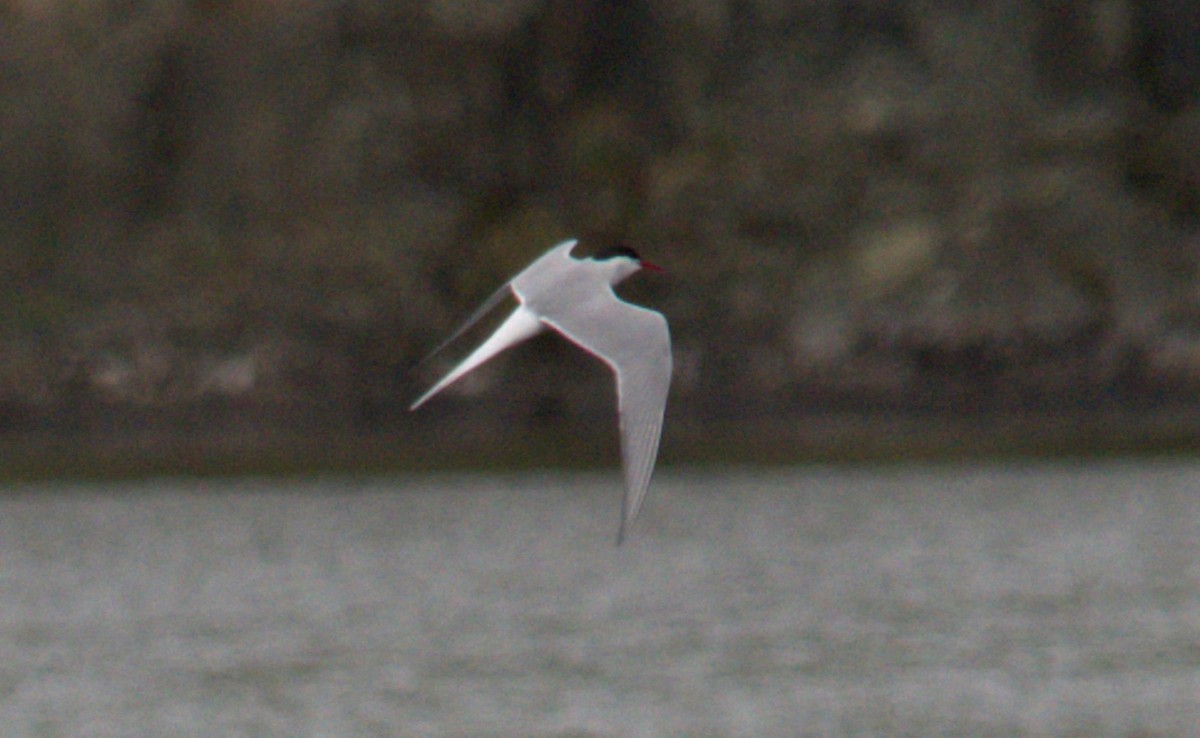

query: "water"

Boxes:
[0, 460, 1197, 737]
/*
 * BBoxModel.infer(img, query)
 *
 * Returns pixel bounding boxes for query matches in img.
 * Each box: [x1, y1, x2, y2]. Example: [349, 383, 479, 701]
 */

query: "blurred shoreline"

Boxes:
[5, 407, 1199, 484]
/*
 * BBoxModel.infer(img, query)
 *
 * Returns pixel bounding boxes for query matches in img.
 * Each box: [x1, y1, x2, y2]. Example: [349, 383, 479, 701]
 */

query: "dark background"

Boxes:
[3, 0, 1200, 472]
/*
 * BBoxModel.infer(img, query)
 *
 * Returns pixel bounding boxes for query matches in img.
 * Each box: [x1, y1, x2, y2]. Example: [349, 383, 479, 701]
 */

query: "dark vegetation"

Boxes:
[3, 1, 1200, 471]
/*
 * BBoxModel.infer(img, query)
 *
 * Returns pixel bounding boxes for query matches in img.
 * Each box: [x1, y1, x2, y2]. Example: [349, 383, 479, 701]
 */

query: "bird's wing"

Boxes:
[409, 305, 544, 410]
[414, 282, 514, 368]
[540, 291, 672, 543]
[418, 239, 578, 365]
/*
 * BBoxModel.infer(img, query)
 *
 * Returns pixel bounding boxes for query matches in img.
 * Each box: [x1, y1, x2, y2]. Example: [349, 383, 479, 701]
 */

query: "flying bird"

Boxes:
[410, 239, 672, 543]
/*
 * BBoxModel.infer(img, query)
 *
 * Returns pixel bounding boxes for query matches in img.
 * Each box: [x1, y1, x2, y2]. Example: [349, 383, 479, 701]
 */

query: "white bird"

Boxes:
[410, 239, 672, 543]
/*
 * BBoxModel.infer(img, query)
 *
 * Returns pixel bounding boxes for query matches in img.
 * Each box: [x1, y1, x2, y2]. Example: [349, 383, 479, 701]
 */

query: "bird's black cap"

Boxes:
[592, 243, 642, 262]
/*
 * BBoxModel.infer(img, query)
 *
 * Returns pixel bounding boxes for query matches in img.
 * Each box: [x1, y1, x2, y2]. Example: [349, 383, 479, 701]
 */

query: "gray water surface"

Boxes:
[1, 461, 1197, 737]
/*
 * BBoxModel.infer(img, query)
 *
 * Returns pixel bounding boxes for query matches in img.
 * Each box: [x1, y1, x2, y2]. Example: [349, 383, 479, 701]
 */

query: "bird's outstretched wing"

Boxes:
[414, 282, 513, 368]
[409, 305, 543, 410]
[540, 291, 672, 543]
[416, 239, 579, 367]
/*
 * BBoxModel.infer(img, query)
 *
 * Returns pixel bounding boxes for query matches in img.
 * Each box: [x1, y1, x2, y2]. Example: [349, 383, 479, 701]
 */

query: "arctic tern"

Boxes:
[410, 239, 672, 543]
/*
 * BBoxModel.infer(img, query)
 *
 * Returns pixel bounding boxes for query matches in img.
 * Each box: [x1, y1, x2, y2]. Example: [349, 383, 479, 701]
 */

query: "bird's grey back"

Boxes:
[512, 240, 607, 317]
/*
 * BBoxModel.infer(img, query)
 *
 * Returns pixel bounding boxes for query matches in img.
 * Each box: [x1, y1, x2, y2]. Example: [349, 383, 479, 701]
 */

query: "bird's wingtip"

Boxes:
[615, 512, 634, 546]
